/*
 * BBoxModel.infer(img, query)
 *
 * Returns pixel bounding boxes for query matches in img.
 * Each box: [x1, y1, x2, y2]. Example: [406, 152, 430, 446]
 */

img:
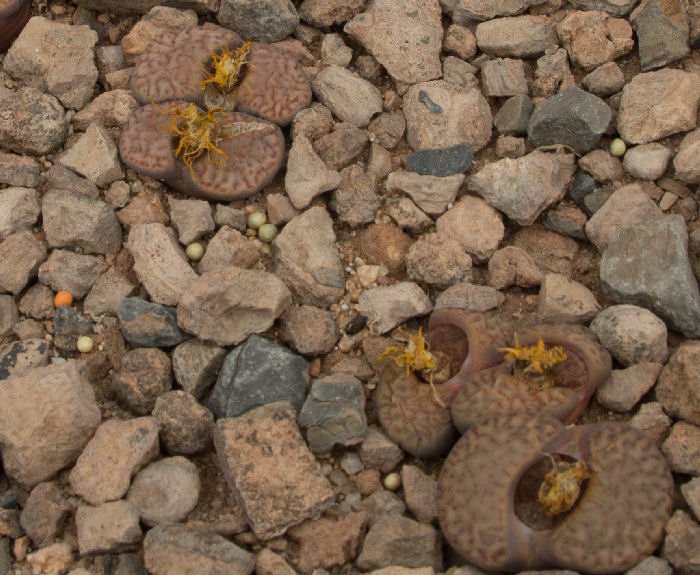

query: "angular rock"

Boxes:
[331, 164, 379, 227]
[533, 48, 576, 99]
[73, 89, 138, 131]
[673, 128, 700, 184]
[144, 524, 255, 575]
[358, 282, 432, 334]
[344, 0, 442, 86]
[401, 465, 438, 524]
[171, 339, 226, 400]
[117, 297, 187, 348]
[217, 0, 299, 43]
[600, 215, 700, 338]
[256, 548, 297, 575]
[59, 123, 124, 187]
[273, 207, 345, 307]
[198, 226, 258, 274]
[629, 402, 672, 447]
[661, 422, 700, 475]
[512, 225, 579, 276]
[0, 187, 40, 241]
[537, 273, 601, 323]
[681, 478, 700, 521]
[299, 0, 364, 26]
[0, 152, 41, 188]
[661, 510, 700, 575]
[385, 172, 464, 216]
[312, 66, 382, 128]
[585, 183, 664, 252]
[0, 361, 100, 487]
[314, 122, 368, 170]
[0, 86, 65, 156]
[436, 196, 504, 263]
[214, 401, 335, 540]
[493, 94, 534, 136]
[543, 202, 588, 241]
[75, 501, 142, 556]
[475, 16, 558, 58]
[153, 390, 215, 455]
[595, 362, 663, 412]
[404, 80, 492, 153]
[285, 134, 341, 210]
[581, 62, 626, 97]
[617, 69, 700, 144]
[405, 143, 473, 177]
[111, 347, 172, 415]
[368, 111, 406, 150]
[406, 232, 472, 289]
[42, 190, 122, 255]
[631, 0, 690, 70]
[38, 250, 107, 299]
[480, 58, 528, 97]
[624, 143, 673, 180]
[435, 282, 506, 312]
[17, 284, 54, 321]
[298, 373, 367, 453]
[384, 197, 433, 234]
[279, 305, 339, 356]
[206, 335, 309, 419]
[0, 338, 50, 381]
[68, 417, 160, 506]
[20, 482, 72, 549]
[0, 295, 18, 338]
[355, 223, 412, 276]
[468, 147, 575, 226]
[168, 198, 214, 245]
[488, 246, 542, 290]
[590, 304, 668, 367]
[126, 223, 198, 306]
[527, 87, 611, 154]
[127, 457, 200, 526]
[4, 16, 98, 109]
[84, 266, 138, 318]
[357, 515, 442, 571]
[53, 305, 94, 351]
[451, 0, 546, 22]
[25, 543, 73, 575]
[177, 267, 291, 346]
[579, 150, 624, 183]
[655, 341, 700, 425]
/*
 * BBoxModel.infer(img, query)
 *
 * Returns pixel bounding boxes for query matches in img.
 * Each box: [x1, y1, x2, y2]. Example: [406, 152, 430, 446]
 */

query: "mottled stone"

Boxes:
[434, 282, 505, 312]
[631, 0, 690, 70]
[406, 233, 472, 288]
[661, 510, 700, 574]
[117, 297, 187, 348]
[38, 250, 107, 299]
[171, 339, 226, 400]
[359, 426, 404, 473]
[20, 482, 71, 548]
[314, 122, 368, 170]
[279, 305, 339, 356]
[331, 164, 379, 227]
[661, 422, 700, 475]
[655, 341, 700, 425]
[153, 391, 215, 455]
[217, 0, 299, 43]
[480, 58, 528, 97]
[0, 187, 40, 241]
[111, 348, 172, 415]
[84, 266, 138, 318]
[385, 172, 464, 216]
[75, 500, 142, 556]
[59, 123, 124, 187]
[488, 246, 543, 290]
[312, 66, 382, 128]
[198, 226, 259, 274]
[401, 465, 438, 524]
[493, 94, 534, 136]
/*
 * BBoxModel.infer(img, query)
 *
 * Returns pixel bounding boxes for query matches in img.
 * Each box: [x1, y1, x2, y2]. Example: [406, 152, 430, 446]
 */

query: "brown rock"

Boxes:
[75, 500, 142, 555]
[656, 341, 700, 425]
[279, 305, 339, 356]
[0, 230, 47, 295]
[214, 402, 335, 540]
[661, 422, 700, 475]
[578, 149, 624, 182]
[400, 465, 438, 524]
[487, 246, 543, 289]
[406, 233, 473, 289]
[256, 549, 297, 575]
[117, 193, 170, 228]
[20, 482, 72, 548]
[359, 426, 404, 473]
[661, 510, 700, 575]
[629, 402, 672, 447]
[512, 225, 579, 276]
[356, 223, 413, 276]
[537, 273, 601, 323]
[198, 227, 259, 274]
[111, 348, 172, 415]
[153, 390, 215, 455]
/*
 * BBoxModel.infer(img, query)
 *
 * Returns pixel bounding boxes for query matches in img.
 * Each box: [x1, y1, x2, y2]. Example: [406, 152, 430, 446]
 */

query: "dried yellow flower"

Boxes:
[537, 459, 589, 516]
[200, 41, 253, 93]
[499, 334, 567, 375]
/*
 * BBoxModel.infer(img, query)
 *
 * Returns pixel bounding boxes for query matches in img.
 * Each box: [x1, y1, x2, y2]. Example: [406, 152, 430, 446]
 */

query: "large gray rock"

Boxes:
[600, 215, 700, 338]
[630, 0, 690, 70]
[0, 87, 65, 156]
[528, 87, 611, 154]
[217, 0, 299, 43]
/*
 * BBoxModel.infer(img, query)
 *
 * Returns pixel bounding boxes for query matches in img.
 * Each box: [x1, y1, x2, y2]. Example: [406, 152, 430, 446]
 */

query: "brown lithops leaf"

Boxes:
[130, 25, 243, 107]
[0, 0, 30, 53]
[236, 43, 312, 126]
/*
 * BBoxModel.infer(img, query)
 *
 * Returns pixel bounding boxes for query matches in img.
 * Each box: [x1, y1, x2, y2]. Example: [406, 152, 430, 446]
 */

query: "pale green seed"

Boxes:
[77, 336, 94, 353]
[247, 211, 267, 230]
[610, 138, 626, 157]
[258, 223, 278, 243]
[186, 242, 205, 261]
[384, 472, 401, 491]
[259, 242, 272, 255]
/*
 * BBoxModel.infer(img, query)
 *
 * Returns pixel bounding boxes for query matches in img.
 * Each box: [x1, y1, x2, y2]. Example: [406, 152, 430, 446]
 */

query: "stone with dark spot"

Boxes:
[0, 338, 49, 381]
[53, 306, 94, 351]
[118, 297, 187, 348]
[405, 143, 473, 177]
[111, 348, 172, 415]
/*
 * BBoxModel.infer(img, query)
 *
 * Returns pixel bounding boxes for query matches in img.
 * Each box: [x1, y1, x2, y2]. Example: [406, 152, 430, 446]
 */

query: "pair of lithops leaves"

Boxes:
[376, 309, 673, 573]
[119, 24, 312, 201]
[0, 0, 30, 52]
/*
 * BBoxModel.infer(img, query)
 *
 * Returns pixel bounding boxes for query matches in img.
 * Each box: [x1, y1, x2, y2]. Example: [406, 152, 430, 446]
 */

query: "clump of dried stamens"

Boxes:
[499, 334, 567, 375]
[537, 458, 589, 516]
[157, 102, 227, 172]
[200, 41, 253, 92]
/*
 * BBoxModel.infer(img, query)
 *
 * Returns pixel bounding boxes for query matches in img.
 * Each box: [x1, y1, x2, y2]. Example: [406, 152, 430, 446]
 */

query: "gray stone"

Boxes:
[359, 426, 403, 473]
[273, 207, 345, 307]
[344, 0, 443, 86]
[45, 164, 99, 199]
[0, 152, 41, 188]
[168, 198, 214, 245]
[451, 0, 546, 22]
[582, 62, 626, 97]
[528, 87, 611, 154]
[321, 33, 353, 67]
[480, 58, 528, 97]
[493, 94, 534, 136]
[0, 187, 40, 241]
[217, 0, 299, 43]
[617, 69, 700, 145]
[4, 17, 98, 109]
[624, 143, 673, 180]
[0, 87, 65, 155]
[385, 172, 464, 216]
[624, 556, 673, 575]
[75, 501, 142, 555]
[117, 297, 187, 348]
[475, 16, 558, 58]
[144, 524, 254, 575]
[314, 122, 369, 170]
[312, 66, 382, 128]
[590, 305, 668, 366]
[468, 147, 575, 226]
[19, 482, 71, 549]
[127, 457, 200, 526]
[59, 123, 124, 187]
[0, 338, 50, 381]
[53, 306, 94, 351]
[153, 391, 215, 455]
[298, 374, 367, 453]
[0, 361, 100, 487]
[368, 111, 406, 150]
[543, 202, 588, 241]
[404, 80, 492, 153]
[537, 273, 601, 324]
[405, 143, 473, 177]
[566, 0, 638, 16]
[358, 282, 432, 334]
[600, 215, 700, 338]
[111, 347, 172, 415]
[206, 335, 309, 419]
[631, 0, 690, 70]
[595, 362, 663, 412]
[655, 341, 700, 426]
[435, 282, 506, 312]
[172, 339, 226, 400]
[42, 190, 122, 255]
[357, 515, 442, 571]
[331, 165, 379, 227]
[285, 134, 341, 210]
[38, 250, 107, 299]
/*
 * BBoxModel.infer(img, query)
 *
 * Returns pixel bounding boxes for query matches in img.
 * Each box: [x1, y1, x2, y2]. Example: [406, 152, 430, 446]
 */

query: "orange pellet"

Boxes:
[54, 290, 73, 308]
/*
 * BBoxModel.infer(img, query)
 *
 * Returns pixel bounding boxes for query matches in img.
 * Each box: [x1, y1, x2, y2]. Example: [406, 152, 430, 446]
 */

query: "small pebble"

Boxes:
[76, 336, 94, 353]
[185, 242, 205, 261]
[384, 472, 401, 491]
[609, 138, 626, 157]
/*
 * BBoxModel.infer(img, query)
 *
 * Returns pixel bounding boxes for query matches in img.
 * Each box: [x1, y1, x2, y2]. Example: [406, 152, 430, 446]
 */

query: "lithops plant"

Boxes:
[438, 413, 673, 573]
[375, 310, 514, 458]
[119, 101, 285, 201]
[450, 323, 612, 432]
[130, 24, 311, 126]
[0, 0, 30, 53]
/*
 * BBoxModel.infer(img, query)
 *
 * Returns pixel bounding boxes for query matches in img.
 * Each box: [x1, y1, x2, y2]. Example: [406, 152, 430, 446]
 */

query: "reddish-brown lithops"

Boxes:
[438, 414, 673, 573]
[0, 0, 30, 53]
